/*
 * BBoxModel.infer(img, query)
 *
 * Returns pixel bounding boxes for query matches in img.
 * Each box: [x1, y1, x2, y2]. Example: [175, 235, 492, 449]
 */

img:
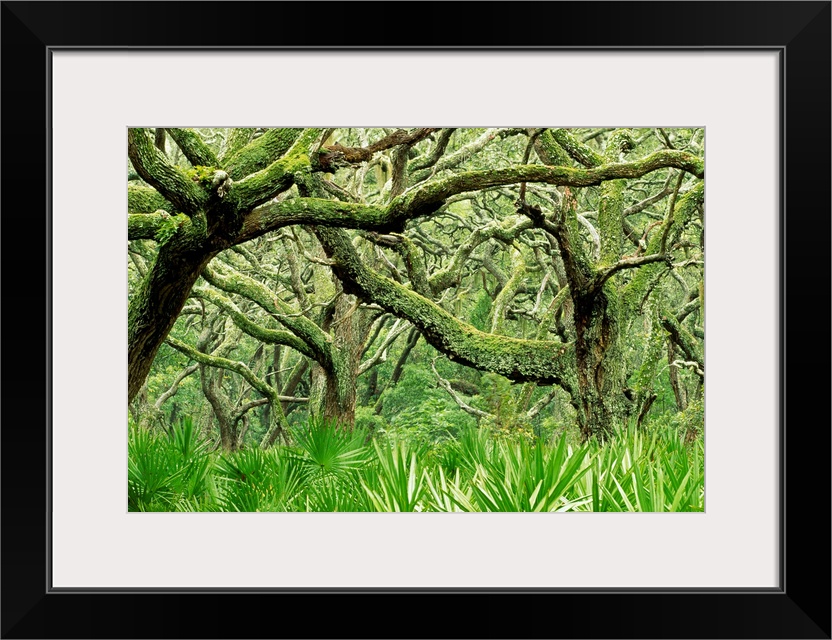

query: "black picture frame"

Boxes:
[2, 2, 829, 638]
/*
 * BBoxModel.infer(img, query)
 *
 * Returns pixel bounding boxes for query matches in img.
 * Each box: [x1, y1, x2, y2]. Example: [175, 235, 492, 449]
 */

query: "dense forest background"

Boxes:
[128, 127, 704, 512]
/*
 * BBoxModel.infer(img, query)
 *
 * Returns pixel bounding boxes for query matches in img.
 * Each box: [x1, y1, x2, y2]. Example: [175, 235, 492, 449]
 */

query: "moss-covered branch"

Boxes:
[591, 253, 670, 292]
[234, 152, 701, 247]
[659, 311, 704, 377]
[408, 128, 456, 172]
[431, 358, 492, 419]
[153, 363, 199, 410]
[596, 130, 635, 266]
[315, 227, 575, 386]
[190, 286, 316, 359]
[127, 128, 206, 215]
[623, 175, 675, 217]
[218, 128, 254, 165]
[633, 308, 666, 406]
[389, 150, 704, 224]
[128, 212, 169, 240]
[227, 128, 322, 210]
[128, 184, 171, 214]
[516, 199, 590, 294]
[166, 335, 291, 445]
[533, 129, 573, 167]
[490, 248, 525, 334]
[200, 262, 334, 370]
[429, 216, 532, 294]
[548, 128, 604, 167]
[622, 182, 704, 314]
[409, 128, 525, 183]
[358, 319, 411, 375]
[221, 128, 303, 180]
[390, 234, 431, 297]
[677, 290, 702, 323]
[128, 241, 218, 402]
[237, 198, 389, 243]
[165, 128, 218, 168]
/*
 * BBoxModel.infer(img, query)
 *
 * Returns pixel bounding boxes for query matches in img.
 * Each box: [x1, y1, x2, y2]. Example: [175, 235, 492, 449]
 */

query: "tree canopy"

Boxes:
[128, 127, 704, 451]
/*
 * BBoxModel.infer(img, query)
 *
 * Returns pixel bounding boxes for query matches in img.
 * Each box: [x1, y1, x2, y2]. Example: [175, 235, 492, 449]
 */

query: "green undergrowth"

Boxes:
[128, 417, 704, 512]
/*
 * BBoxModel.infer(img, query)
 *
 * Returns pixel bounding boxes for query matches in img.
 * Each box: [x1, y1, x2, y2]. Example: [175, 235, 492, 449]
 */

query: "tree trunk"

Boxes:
[200, 366, 239, 452]
[281, 359, 309, 416]
[259, 400, 288, 449]
[374, 327, 419, 414]
[572, 285, 633, 440]
[128, 245, 215, 402]
[667, 340, 688, 411]
[309, 294, 371, 428]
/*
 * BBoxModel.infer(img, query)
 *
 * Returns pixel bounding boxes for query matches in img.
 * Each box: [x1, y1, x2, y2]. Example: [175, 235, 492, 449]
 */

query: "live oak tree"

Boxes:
[128, 127, 704, 448]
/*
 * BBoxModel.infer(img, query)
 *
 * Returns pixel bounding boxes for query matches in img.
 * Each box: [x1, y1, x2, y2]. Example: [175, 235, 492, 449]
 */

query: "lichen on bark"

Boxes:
[315, 227, 574, 387]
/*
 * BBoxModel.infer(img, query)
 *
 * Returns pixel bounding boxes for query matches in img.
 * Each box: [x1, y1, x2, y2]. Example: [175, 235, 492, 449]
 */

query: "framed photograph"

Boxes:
[2, 2, 829, 638]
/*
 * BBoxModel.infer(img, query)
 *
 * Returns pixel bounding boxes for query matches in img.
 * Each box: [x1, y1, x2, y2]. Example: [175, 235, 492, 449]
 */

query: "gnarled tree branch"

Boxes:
[166, 128, 219, 168]
[315, 226, 575, 387]
[128, 128, 206, 215]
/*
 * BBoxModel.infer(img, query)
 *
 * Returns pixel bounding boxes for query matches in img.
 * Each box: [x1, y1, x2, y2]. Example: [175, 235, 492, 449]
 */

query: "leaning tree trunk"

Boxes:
[128, 243, 215, 403]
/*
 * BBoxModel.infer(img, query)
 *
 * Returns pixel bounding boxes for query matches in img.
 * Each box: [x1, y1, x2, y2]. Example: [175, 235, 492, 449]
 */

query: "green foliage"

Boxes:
[128, 417, 215, 511]
[287, 418, 370, 482]
[128, 417, 703, 512]
[354, 405, 387, 435]
[361, 440, 426, 512]
[285, 418, 373, 511]
[154, 213, 189, 246]
[451, 434, 593, 512]
[646, 397, 704, 445]
[476, 373, 534, 443]
[389, 397, 476, 446]
[376, 365, 437, 418]
[377, 365, 477, 446]
[676, 398, 704, 440]
[574, 422, 704, 512]
[469, 289, 492, 332]
[185, 165, 218, 186]
[214, 447, 303, 512]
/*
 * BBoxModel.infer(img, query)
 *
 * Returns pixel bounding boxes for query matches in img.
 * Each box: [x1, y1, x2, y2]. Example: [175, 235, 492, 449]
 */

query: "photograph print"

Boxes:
[127, 126, 704, 513]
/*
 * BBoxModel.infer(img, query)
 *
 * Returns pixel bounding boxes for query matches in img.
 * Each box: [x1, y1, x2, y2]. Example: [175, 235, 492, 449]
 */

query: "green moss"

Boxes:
[671, 182, 704, 234]
[659, 308, 703, 370]
[128, 184, 170, 213]
[603, 129, 635, 163]
[222, 128, 302, 179]
[201, 263, 334, 369]
[315, 227, 575, 387]
[192, 287, 315, 359]
[228, 134, 320, 211]
[166, 128, 218, 167]
[128, 128, 207, 214]
[621, 182, 704, 314]
[536, 129, 574, 166]
[598, 178, 626, 266]
[551, 129, 603, 167]
[128, 212, 169, 240]
[490, 249, 525, 334]
[387, 151, 703, 226]
[634, 308, 666, 393]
